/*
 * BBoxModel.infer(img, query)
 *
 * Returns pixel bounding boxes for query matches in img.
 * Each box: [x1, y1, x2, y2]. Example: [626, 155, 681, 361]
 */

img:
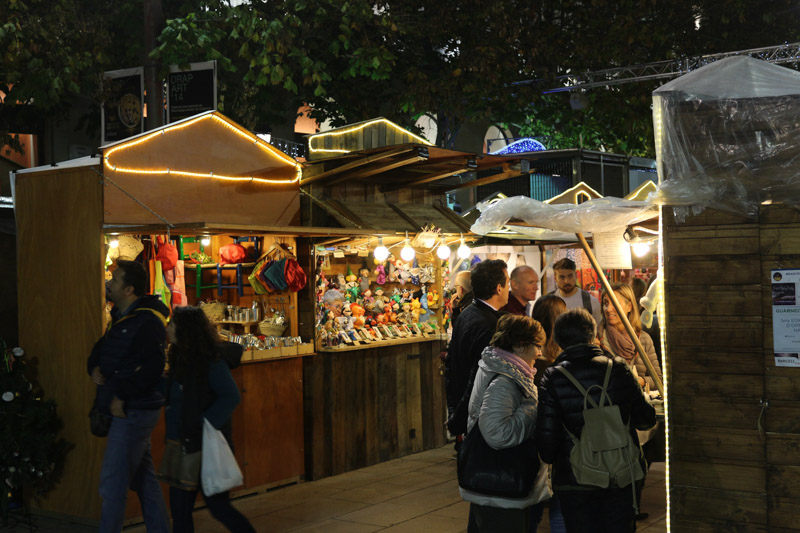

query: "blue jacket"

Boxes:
[88, 295, 169, 413]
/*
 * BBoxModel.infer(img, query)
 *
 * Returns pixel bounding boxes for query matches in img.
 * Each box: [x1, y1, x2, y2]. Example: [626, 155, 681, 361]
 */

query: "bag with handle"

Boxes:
[201, 418, 243, 496]
[156, 236, 179, 271]
[556, 359, 644, 510]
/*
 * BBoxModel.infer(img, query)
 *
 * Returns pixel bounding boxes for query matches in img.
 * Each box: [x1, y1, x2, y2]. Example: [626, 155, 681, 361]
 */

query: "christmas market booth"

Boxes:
[11, 111, 369, 524]
[297, 118, 548, 479]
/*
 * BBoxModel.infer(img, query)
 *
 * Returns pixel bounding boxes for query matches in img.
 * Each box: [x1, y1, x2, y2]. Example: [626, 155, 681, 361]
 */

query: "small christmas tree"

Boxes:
[0, 341, 71, 525]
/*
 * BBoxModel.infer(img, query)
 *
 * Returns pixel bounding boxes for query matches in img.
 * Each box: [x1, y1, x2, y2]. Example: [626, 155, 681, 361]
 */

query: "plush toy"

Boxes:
[336, 273, 346, 289]
[388, 260, 399, 283]
[397, 261, 412, 285]
[339, 305, 354, 329]
[427, 289, 439, 306]
[359, 266, 371, 293]
[398, 302, 413, 324]
[375, 264, 387, 285]
[410, 298, 422, 322]
[350, 302, 366, 328]
[376, 313, 388, 325]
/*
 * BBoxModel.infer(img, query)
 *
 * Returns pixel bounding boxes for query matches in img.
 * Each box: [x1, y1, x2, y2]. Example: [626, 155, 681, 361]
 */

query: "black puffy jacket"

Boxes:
[536, 343, 656, 488]
[88, 295, 169, 413]
[445, 300, 503, 430]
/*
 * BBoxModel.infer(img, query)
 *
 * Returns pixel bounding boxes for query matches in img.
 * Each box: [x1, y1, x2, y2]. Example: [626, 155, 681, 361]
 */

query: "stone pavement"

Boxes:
[4, 445, 666, 532]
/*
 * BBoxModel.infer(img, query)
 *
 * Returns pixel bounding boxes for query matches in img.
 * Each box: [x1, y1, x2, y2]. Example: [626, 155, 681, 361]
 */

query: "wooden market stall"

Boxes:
[654, 57, 800, 531]
[11, 111, 362, 523]
[298, 119, 545, 479]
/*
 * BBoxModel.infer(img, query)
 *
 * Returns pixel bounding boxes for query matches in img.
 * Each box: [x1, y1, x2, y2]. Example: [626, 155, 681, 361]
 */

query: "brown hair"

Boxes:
[490, 314, 546, 353]
[602, 283, 642, 335]
[532, 294, 567, 362]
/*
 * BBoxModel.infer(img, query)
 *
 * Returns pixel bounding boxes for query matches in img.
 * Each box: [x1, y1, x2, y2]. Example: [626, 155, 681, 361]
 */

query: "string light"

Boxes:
[489, 138, 546, 155]
[373, 238, 389, 261]
[457, 234, 471, 259]
[308, 118, 433, 154]
[436, 237, 451, 260]
[400, 232, 415, 262]
[103, 112, 302, 184]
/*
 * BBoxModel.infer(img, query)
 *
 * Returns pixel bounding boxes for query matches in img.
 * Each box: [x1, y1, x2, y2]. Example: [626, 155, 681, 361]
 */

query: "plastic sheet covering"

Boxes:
[470, 195, 657, 236]
[651, 56, 800, 221]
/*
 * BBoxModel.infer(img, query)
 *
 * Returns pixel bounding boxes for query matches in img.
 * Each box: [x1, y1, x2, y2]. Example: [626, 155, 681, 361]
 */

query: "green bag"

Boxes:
[556, 359, 644, 507]
[248, 259, 268, 295]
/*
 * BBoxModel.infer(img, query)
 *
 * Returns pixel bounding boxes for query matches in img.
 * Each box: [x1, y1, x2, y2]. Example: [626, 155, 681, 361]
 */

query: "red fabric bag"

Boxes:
[219, 243, 247, 265]
[284, 257, 307, 292]
[156, 236, 178, 271]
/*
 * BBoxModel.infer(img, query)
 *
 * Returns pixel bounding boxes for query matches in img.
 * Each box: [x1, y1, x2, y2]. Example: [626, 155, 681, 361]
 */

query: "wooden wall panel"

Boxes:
[670, 486, 766, 525]
[670, 460, 765, 493]
[303, 340, 447, 480]
[668, 396, 761, 430]
[16, 167, 105, 520]
[670, 426, 764, 463]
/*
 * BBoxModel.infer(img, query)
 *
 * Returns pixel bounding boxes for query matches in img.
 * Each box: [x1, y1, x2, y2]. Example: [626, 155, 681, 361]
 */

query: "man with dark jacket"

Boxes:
[88, 260, 170, 533]
[536, 308, 656, 533]
[445, 259, 509, 436]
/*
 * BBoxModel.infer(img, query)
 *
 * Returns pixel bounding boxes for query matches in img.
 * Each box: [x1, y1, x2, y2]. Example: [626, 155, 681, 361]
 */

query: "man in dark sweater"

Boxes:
[88, 260, 170, 533]
[444, 259, 509, 436]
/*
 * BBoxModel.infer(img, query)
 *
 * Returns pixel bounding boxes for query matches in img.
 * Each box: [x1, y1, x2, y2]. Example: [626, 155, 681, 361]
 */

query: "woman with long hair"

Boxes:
[531, 295, 567, 363]
[460, 314, 547, 532]
[598, 283, 662, 390]
[163, 307, 255, 533]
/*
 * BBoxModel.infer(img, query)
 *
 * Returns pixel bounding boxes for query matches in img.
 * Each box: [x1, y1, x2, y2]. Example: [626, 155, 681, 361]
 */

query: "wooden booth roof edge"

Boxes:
[102, 222, 386, 237]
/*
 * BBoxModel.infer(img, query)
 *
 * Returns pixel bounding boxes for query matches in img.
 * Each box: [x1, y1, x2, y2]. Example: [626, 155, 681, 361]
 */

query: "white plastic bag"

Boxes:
[201, 418, 243, 496]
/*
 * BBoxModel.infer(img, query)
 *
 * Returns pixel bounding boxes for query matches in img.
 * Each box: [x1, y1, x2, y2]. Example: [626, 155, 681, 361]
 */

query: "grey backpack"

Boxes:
[557, 359, 644, 508]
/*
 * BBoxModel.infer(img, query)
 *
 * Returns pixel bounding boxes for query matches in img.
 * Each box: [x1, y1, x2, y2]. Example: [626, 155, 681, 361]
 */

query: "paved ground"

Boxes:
[3, 445, 666, 532]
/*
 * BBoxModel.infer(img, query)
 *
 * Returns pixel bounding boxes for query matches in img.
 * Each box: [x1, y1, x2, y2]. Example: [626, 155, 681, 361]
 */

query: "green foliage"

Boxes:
[0, 344, 70, 519]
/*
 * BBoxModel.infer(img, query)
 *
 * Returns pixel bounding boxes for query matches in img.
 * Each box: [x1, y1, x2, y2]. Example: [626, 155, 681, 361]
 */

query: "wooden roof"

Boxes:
[314, 198, 471, 234]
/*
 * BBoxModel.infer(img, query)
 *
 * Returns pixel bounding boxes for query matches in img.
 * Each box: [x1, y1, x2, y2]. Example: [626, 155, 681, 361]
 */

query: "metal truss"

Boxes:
[511, 42, 800, 93]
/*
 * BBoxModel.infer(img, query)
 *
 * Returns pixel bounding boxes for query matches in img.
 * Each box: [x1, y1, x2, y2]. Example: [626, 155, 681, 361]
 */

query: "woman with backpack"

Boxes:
[459, 314, 548, 532]
[160, 307, 255, 533]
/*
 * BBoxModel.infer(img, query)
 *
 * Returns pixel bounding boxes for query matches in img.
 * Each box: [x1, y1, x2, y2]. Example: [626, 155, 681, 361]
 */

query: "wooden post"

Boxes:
[576, 232, 665, 397]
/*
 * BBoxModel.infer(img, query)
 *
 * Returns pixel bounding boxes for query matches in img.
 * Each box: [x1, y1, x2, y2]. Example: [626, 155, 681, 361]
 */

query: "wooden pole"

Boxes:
[576, 232, 665, 398]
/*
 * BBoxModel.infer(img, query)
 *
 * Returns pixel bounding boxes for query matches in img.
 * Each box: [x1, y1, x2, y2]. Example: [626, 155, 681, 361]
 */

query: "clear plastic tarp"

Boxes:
[651, 56, 800, 220]
[470, 195, 657, 236]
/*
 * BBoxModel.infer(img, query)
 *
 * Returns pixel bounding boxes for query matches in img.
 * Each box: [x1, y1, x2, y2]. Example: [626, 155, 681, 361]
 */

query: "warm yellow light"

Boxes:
[457, 241, 471, 259]
[308, 118, 433, 153]
[400, 240, 416, 262]
[374, 238, 389, 261]
[103, 113, 302, 184]
[544, 182, 603, 204]
[109, 239, 119, 248]
[632, 242, 650, 257]
[436, 240, 451, 260]
[201, 237, 211, 247]
[657, 204, 670, 532]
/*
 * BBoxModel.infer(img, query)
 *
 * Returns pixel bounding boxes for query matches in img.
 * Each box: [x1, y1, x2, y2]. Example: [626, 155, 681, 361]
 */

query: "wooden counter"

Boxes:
[302, 338, 448, 480]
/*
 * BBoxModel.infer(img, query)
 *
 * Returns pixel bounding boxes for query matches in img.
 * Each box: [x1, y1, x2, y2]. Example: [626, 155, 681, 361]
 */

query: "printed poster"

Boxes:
[771, 268, 800, 367]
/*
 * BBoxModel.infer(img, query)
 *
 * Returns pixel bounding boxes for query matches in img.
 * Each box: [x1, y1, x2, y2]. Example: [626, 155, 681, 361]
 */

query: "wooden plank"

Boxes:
[666, 316, 762, 349]
[671, 426, 764, 462]
[663, 207, 757, 227]
[420, 345, 435, 451]
[364, 349, 380, 466]
[666, 285, 762, 316]
[300, 146, 414, 186]
[760, 227, 800, 255]
[767, 465, 800, 499]
[766, 402, 800, 433]
[302, 355, 327, 480]
[16, 168, 105, 520]
[666, 256, 761, 285]
[670, 486, 766, 525]
[406, 350, 424, 453]
[668, 348, 764, 375]
[396, 349, 410, 454]
[430, 342, 447, 447]
[670, 517, 768, 533]
[343, 351, 361, 472]
[769, 496, 800, 530]
[766, 374, 800, 402]
[330, 353, 347, 475]
[379, 348, 400, 460]
[665, 227, 759, 256]
[669, 396, 762, 430]
[760, 204, 800, 225]
[668, 373, 764, 399]
[671, 460, 765, 493]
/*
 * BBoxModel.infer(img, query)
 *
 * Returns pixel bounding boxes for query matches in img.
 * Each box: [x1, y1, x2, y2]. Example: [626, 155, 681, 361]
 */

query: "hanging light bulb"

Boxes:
[457, 235, 470, 259]
[436, 237, 451, 260]
[201, 236, 211, 247]
[632, 242, 651, 258]
[373, 237, 390, 261]
[400, 232, 416, 262]
[108, 238, 119, 249]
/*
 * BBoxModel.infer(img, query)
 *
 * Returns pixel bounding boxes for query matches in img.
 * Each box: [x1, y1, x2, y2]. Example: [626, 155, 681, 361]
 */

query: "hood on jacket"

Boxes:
[479, 346, 537, 399]
[216, 341, 244, 369]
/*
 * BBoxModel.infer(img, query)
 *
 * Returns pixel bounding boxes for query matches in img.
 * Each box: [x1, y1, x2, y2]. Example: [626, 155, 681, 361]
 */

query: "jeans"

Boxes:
[170, 487, 255, 533]
[557, 487, 636, 533]
[98, 409, 169, 533]
[468, 503, 529, 533]
[548, 495, 567, 533]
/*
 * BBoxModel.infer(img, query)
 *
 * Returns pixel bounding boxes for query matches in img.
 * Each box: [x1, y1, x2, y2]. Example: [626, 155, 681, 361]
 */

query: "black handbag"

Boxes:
[456, 375, 539, 498]
[157, 440, 202, 491]
[457, 419, 539, 498]
[89, 404, 111, 437]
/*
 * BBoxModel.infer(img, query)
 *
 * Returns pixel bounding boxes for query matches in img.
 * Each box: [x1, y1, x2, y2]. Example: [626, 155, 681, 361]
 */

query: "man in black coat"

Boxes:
[536, 308, 656, 533]
[444, 259, 509, 436]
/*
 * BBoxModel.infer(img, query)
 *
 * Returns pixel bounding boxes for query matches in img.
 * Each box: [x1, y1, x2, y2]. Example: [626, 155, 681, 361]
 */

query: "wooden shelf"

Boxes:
[317, 334, 447, 352]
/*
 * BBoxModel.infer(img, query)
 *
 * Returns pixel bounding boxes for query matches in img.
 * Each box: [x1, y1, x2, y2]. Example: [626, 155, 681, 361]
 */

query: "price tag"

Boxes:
[333, 250, 345, 258]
